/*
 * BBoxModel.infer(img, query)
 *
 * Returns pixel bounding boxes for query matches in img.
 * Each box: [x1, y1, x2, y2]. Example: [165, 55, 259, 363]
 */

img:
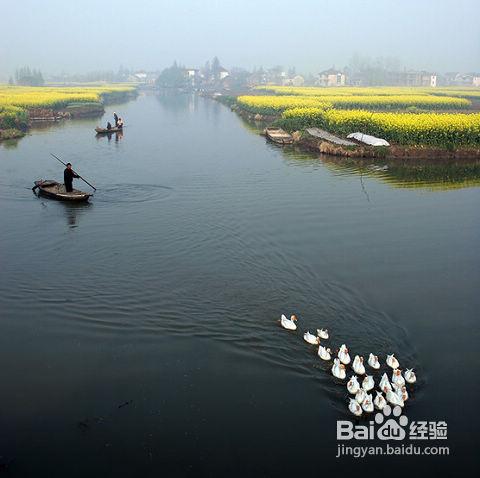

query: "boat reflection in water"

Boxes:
[237, 115, 480, 191]
[95, 130, 123, 142]
[63, 202, 92, 228]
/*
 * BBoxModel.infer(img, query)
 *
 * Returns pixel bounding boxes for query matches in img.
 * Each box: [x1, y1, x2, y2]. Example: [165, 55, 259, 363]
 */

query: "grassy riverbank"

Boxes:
[278, 108, 480, 149]
[0, 105, 28, 139]
[0, 84, 137, 140]
[233, 86, 480, 151]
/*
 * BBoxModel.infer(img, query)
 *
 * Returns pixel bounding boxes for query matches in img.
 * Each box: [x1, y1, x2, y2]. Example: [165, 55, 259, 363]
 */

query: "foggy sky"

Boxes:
[1, 0, 478, 78]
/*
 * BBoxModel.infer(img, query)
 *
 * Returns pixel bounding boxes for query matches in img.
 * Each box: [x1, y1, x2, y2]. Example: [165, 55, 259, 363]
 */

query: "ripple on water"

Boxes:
[0, 182, 172, 205]
[0, 181, 42, 202]
[5, 198, 420, 412]
[8, 249, 417, 415]
[94, 183, 173, 204]
[0, 150, 421, 418]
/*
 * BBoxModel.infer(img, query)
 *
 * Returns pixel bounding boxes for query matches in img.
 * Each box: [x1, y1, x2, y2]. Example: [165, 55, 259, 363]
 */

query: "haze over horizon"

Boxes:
[1, 0, 479, 79]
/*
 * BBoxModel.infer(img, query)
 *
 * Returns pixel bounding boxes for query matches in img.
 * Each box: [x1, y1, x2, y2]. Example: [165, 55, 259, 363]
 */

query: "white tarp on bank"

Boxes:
[347, 132, 390, 147]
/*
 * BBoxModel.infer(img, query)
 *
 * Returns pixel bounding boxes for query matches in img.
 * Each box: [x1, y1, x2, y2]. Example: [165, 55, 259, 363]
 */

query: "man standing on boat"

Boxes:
[64, 163, 79, 192]
[113, 112, 118, 127]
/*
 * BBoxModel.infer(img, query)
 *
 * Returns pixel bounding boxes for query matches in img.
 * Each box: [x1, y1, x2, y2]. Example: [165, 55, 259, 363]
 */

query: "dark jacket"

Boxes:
[64, 168, 79, 191]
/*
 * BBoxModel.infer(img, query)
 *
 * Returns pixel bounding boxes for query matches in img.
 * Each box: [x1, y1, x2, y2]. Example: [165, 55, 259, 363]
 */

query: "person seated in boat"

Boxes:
[117, 118, 124, 129]
[107, 121, 112, 130]
[64, 163, 79, 192]
[113, 112, 118, 126]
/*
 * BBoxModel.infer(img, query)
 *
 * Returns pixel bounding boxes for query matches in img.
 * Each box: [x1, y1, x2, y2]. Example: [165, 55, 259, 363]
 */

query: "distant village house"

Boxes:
[127, 71, 158, 85]
[218, 67, 229, 80]
[316, 68, 346, 87]
[443, 72, 480, 87]
[185, 68, 201, 86]
[282, 75, 305, 87]
[405, 70, 437, 87]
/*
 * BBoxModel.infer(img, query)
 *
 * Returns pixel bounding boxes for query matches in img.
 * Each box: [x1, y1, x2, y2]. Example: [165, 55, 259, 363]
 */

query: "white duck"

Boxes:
[355, 388, 367, 404]
[347, 375, 360, 395]
[379, 373, 392, 393]
[386, 387, 404, 407]
[404, 369, 417, 384]
[362, 375, 374, 391]
[338, 344, 351, 365]
[318, 345, 332, 361]
[317, 328, 329, 340]
[368, 353, 380, 370]
[392, 369, 405, 387]
[386, 354, 400, 369]
[303, 331, 319, 345]
[352, 355, 366, 375]
[393, 384, 409, 402]
[349, 398, 362, 417]
[362, 393, 374, 413]
[280, 314, 297, 330]
[374, 391, 387, 410]
[332, 358, 346, 380]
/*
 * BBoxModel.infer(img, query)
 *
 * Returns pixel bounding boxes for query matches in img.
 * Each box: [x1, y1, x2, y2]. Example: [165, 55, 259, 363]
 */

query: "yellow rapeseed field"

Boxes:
[0, 84, 136, 134]
[280, 107, 480, 147]
[255, 85, 434, 96]
[429, 88, 480, 99]
[237, 86, 479, 147]
[238, 93, 469, 112]
[0, 85, 136, 109]
[256, 85, 480, 100]
[237, 95, 332, 114]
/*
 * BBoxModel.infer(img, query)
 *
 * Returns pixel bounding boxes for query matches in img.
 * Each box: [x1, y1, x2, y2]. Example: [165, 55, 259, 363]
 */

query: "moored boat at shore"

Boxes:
[33, 180, 92, 202]
[264, 127, 294, 145]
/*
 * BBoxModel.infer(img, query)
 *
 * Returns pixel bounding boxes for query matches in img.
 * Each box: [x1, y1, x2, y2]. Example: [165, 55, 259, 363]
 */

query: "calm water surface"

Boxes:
[0, 93, 479, 477]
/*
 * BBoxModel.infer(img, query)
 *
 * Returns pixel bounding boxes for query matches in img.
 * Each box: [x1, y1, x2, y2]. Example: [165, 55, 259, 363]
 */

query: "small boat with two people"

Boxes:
[95, 126, 123, 134]
[95, 112, 124, 135]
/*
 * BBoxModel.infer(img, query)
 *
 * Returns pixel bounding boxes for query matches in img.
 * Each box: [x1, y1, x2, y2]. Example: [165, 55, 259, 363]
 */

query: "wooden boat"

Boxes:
[264, 127, 294, 145]
[33, 180, 92, 202]
[306, 127, 356, 146]
[95, 126, 123, 134]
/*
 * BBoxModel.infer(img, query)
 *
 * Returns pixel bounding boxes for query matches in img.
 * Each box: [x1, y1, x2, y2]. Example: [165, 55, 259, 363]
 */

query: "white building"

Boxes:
[424, 74, 437, 87]
[218, 67, 229, 80]
[316, 68, 346, 87]
[282, 75, 305, 87]
[185, 68, 200, 78]
[132, 72, 147, 82]
[404, 70, 437, 87]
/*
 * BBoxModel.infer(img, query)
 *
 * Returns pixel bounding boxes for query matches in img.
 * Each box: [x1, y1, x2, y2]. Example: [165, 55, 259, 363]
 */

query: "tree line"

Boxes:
[156, 57, 227, 89]
[11, 67, 45, 86]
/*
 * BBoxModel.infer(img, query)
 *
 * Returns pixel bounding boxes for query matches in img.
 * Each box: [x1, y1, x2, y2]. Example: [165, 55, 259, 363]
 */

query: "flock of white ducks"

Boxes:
[280, 314, 417, 417]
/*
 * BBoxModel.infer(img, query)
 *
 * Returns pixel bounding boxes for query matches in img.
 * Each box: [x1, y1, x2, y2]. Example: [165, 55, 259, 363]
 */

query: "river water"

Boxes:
[0, 93, 479, 477]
